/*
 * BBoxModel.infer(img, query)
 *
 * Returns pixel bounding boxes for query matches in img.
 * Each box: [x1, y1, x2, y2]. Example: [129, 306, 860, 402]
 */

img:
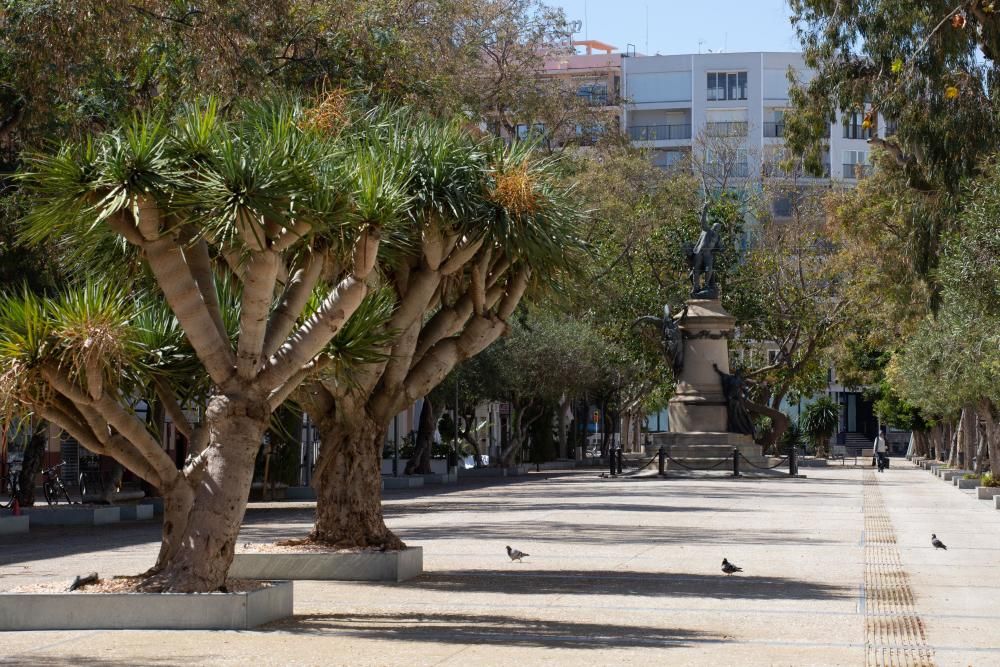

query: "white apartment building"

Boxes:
[621, 51, 889, 182]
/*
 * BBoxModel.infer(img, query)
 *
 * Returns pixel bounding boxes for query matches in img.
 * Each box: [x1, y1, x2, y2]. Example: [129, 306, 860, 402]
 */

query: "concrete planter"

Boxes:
[382, 476, 424, 490]
[996, 495, 1000, 510]
[976, 486, 1000, 501]
[420, 472, 457, 485]
[22, 506, 120, 526]
[957, 478, 979, 490]
[0, 581, 292, 630]
[458, 465, 527, 478]
[118, 504, 154, 521]
[0, 515, 28, 535]
[229, 547, 422, 583]
[942, 469, 968, 481]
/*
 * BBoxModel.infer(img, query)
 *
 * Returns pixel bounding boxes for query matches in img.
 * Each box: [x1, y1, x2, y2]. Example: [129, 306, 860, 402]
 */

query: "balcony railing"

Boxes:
[843, 125, 873, 140]
[763, 122, 785, 138]
[578, 93, 610, 106]
[762, 162, 831, 178]
[842, 163, 871, 179]
[705, 121, 748, 137]
[706, 162, 750, 178]
[627, 124, 692, 141]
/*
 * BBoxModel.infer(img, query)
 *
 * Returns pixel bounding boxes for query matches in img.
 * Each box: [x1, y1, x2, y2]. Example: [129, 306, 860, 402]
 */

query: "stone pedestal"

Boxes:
[668, 299, 735, 434]
[646, 432, 766, 466]
[655, 298, 765, 468]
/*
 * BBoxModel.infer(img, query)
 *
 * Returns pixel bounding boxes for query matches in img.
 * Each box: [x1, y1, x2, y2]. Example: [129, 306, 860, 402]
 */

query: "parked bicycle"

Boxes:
[1, 468, 19, 509]
[41, 462, 76, 506]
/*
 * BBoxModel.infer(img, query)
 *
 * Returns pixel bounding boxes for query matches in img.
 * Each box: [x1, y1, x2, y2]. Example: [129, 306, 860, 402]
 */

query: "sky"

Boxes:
[552, 0, 801, 56]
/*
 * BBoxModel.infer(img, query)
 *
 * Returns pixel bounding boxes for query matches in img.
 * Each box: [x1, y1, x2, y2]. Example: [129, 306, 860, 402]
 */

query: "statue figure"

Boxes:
[688, 202, 722, 299]
[633, 303, 687, 376]
[712, 363, 755, 435]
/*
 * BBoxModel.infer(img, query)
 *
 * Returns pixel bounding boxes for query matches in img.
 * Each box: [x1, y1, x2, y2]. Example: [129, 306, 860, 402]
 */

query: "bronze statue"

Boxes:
[688, 202, 722, 299]
[712, 363, 755, 435]
[633, 303, 687, 376]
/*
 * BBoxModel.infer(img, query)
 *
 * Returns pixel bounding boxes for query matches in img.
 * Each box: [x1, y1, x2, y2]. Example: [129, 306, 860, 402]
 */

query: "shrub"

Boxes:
[981, 472, 1000, 487]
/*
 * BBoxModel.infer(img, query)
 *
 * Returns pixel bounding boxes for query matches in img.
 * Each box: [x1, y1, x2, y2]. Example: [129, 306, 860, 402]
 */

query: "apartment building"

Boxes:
[621, 51, 889, 182]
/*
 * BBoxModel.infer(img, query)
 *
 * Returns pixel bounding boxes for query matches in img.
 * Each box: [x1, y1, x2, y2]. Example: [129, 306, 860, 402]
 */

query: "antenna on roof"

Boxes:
[645, 4, 649, 56]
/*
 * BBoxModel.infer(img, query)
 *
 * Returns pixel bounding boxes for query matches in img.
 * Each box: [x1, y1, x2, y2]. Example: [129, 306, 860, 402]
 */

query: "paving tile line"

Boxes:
[863, 470, 934, 667]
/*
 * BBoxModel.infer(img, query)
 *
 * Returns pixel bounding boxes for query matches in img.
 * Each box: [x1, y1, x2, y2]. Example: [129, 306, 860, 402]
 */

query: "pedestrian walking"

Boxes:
[874, 427, 888, 472]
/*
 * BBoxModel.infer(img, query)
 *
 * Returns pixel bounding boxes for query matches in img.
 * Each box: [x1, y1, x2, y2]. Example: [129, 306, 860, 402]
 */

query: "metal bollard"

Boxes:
[658, 446, 666, 476]
[609, 449, 616, 476]
[732, 448, 740, 478]
[789, 443, 798, 477]
[616, 448, 623, 474]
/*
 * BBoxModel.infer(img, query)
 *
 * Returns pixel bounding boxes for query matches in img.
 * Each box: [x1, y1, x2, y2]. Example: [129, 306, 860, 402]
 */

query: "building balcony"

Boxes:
[763, 122, 785, 138]
[762, 162, 831, 178]
[843, 125, 874, 140]
[627, 123, 692, 141]
[706, 162, 750, 178]
[842, 163, 871, 179]
[705, 121, 748, 137]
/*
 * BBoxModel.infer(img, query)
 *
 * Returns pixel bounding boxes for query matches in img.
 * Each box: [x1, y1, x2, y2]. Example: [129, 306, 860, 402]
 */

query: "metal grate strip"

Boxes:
[863, 470, 934, 666]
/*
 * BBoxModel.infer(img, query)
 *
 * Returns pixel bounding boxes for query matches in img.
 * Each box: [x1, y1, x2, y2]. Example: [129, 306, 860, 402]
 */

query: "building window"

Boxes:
[652, 149, 685, 170]
[843, 111, 873, 140]
[707, 71, 747, 101]
[842, 150, 869, 178]
[577, 83, 608, 106]
[706, 148, 749, 178]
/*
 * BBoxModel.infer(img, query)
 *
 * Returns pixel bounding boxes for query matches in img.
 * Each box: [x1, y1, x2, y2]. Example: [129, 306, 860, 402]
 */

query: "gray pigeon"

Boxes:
[931, 534, 947, 550]
[506, 545, 528, 562]
[721, 558, 742, 575]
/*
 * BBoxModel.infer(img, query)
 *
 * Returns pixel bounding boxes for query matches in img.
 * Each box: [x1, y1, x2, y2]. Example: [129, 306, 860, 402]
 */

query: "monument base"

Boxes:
[646, 431, 767, 468]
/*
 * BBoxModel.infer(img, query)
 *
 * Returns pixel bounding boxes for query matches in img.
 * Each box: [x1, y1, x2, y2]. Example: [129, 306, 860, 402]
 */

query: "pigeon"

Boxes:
[721, 558, 742, 575]
[931, 534, 947, 550]
[506, 545, 528, 562]
[67, 572, 99, 592]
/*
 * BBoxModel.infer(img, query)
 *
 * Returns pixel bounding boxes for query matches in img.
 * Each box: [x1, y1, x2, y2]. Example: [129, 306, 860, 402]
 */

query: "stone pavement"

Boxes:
[0, 461, 998, 666]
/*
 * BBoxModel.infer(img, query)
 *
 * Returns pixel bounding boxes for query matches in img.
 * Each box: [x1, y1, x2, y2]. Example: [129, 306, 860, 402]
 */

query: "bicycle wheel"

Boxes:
[43, 480, 55, 506]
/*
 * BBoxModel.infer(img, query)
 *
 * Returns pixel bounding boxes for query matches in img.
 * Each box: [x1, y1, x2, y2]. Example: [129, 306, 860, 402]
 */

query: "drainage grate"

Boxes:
[863, 471, 934, 666]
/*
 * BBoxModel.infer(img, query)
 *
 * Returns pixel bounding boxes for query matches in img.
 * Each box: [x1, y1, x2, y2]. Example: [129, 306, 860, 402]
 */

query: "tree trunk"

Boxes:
[557, 397, 570, 459]
[141, 395, 268, 592]
[405, 398, 435, 475]
[148, 480, 196, 574]
[947, 419, 959, 467]
[959, 406, 976, 469]
[311, 414, 404, 550]
[16, 432, 45, 507]
[977, 400, 1000, 475]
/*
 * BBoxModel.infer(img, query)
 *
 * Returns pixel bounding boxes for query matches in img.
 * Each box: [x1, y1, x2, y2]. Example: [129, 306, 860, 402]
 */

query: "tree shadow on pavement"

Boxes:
[390, 521, 837, 547]
[265, 611, 721, 649]
[368, 569, 853, 601]
[3, 656, 192, 667]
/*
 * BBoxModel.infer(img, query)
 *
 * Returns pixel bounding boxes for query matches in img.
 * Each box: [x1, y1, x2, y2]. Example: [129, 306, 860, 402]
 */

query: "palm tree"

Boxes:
[801, 396, 840, 458]
[15, 99, 404, 591]
[300, 115, 585, 550]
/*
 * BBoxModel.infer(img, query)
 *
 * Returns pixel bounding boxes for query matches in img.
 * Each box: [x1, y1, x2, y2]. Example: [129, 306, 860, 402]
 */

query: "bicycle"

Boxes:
[41, 462, 76, 506]
[1, 468, 19, 509]
[78, 470, 105, 499]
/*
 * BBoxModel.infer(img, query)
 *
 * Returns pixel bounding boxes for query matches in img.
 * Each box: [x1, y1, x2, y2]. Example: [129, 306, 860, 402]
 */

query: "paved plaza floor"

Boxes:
[1, 461, 999, 666]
